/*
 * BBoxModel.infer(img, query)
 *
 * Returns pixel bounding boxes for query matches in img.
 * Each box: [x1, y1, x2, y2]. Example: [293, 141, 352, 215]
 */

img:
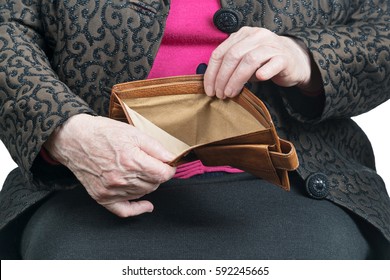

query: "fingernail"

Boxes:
[205, 85, 213, 96]
[225, 87, 233, 97]
[216, 89, 223, 99]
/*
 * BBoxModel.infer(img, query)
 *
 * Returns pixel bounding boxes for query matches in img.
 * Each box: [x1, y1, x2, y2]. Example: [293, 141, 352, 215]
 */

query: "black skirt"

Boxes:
[17, 172, 389, 259]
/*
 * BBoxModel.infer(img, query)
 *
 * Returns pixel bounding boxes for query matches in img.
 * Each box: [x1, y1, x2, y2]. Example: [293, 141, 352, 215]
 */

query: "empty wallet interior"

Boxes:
[109, 75, 299, 189]
[120, 93, 268, 158]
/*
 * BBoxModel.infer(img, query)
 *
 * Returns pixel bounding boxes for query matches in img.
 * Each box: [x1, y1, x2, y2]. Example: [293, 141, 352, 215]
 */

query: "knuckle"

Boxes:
[243, 51, 259, 66]
[239, 26, 252, 34]
[116, 211, 129, 219]
[225, 48, 242, 62]
[273, 55, 287, 69]
[210, 49, 224, 62]
[255, 27, 271, 36]
[94, 188, 112, 202]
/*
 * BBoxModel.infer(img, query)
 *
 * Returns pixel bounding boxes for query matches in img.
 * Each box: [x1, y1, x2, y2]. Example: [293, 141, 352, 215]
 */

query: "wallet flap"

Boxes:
[122, 103, 191, 157]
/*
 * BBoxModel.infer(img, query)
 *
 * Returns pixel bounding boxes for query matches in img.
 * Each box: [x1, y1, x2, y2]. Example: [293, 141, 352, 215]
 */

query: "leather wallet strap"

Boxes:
[269, 139, 299, 171]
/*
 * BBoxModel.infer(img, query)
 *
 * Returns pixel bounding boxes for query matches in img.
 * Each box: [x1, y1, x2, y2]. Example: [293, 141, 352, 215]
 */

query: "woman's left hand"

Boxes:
[204, 26, 316, 99]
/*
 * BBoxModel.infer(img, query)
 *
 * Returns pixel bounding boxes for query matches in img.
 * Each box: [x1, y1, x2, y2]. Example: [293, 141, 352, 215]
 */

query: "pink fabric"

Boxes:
[39, 148, 61, 165]
[148, 0, 228, 78]
[149, 1, 243, 178]
[173, 160, 243, 179]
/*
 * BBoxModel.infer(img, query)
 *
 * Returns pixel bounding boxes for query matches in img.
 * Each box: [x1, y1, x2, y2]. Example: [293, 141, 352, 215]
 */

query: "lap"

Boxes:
[20, 173, 383, 259]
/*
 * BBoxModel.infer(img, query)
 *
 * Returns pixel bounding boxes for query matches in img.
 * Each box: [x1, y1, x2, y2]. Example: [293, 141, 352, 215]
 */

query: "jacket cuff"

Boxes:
[280, 86, 326, 122]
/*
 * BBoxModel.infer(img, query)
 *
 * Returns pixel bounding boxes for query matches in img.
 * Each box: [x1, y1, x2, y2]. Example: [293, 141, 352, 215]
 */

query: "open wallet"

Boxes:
[109, 75, 299, 190]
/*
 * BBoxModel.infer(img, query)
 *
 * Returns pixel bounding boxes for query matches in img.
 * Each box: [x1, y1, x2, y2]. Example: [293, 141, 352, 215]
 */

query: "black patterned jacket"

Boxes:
[1, 0, 390, 246]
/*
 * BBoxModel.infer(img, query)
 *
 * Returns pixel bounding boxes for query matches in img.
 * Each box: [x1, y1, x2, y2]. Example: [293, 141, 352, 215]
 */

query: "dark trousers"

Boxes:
[18, 173, 389, 259]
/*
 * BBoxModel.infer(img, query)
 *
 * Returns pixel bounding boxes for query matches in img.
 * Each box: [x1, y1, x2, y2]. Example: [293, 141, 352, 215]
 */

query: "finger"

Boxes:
[214, 33, 280, 98]
[124, 142, 176, 184]
[204, 31, 250, 96]
[133, 150, 176, 184]
[255, 55, 287, 84]
[108, 180, 160, 199]
[135, 131, 176, 163]
[213, 41, 264, 98]
[223, 48, 271, 97]
[204, 50, 228, 97]
[104, 200, 154, 218]
[131, 131, 177, 180]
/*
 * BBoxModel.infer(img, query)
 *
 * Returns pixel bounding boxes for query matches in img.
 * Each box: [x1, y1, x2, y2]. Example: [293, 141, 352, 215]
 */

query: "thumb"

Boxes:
[136, 133, 176, 163]
[104, 200, 154, 218]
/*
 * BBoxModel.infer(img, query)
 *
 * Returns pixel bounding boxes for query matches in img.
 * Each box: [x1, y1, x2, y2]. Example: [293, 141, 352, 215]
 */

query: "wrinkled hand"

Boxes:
[44, 114, 176, 217]
[204, 26, 320, 98]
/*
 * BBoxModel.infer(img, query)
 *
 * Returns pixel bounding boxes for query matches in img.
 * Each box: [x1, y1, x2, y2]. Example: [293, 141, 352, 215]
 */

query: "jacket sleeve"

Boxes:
[0, 1, 95, 186]
[282, 0, 390, 122]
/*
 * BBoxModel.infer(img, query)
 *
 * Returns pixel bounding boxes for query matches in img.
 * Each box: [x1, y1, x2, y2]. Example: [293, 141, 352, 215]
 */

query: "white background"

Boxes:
[2, 260, 389, 280]
[1, 102, 390, 194]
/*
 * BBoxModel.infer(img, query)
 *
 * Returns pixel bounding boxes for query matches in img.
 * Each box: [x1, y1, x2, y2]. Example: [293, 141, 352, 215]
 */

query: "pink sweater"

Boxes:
[148, 0, 227, 78]
[149, 0, 243, 178]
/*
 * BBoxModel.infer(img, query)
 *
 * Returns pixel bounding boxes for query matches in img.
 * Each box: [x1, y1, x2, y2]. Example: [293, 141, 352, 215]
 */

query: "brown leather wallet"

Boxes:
[109, 75, 299, 190]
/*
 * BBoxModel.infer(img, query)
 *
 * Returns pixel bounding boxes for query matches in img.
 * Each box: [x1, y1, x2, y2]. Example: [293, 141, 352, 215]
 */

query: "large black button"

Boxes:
[305, 173, 330, 199]
[213, 8, 240, 33]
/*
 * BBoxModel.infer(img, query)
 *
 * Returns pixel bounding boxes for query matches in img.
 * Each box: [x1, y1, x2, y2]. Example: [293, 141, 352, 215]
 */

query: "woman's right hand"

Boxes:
[43, 114, 176, 217]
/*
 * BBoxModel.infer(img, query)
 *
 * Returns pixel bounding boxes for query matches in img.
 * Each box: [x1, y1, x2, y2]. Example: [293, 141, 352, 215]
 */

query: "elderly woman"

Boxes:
[0, 0, 389, 259]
